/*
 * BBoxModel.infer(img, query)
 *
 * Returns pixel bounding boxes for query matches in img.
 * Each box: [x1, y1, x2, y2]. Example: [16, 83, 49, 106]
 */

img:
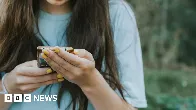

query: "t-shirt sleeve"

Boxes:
[109, 0, 147, 108]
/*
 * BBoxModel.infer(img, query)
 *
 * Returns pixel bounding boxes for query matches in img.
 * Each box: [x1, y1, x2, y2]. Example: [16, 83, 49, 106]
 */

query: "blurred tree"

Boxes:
[126, 1, 196, 109]
[127, 0, 196, 68]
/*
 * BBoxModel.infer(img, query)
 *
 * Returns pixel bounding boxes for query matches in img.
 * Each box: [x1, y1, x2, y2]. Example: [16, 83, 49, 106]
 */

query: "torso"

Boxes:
[8, 0, 135, 109]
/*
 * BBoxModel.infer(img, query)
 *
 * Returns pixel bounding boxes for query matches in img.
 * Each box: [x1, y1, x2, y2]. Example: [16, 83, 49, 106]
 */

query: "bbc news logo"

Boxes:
[4, 94, 57, 102]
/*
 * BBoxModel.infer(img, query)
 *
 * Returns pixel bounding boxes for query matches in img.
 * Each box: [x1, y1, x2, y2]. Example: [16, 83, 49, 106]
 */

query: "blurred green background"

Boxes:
[127, 0, 196, 110]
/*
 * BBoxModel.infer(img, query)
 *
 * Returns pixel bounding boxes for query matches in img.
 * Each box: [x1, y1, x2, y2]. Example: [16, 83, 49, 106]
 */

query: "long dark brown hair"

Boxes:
[0, 0, 126, 109]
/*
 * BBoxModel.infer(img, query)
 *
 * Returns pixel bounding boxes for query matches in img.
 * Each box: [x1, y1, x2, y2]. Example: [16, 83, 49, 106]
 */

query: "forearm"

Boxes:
[81, 70, 137, 110]
[0, 80, 12, 110]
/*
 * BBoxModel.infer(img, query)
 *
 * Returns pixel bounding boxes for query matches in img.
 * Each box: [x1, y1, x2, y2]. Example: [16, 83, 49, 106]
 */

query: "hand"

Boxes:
[4, 60, 62, 94]
[41, 47, 100, 89]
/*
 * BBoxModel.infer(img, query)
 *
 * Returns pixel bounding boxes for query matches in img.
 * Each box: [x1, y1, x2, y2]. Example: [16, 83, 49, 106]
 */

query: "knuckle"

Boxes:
[71, 71, 83, 81]
[20, 86, 27, 91]
[14, 67, 21, 74]
[49, 53, 55, 59]
[74, 72, 81, 78]
[16, 77, 22, 84]
[49, 74, 55, 80]
[68, 75, 76, 81]
[78, 70, 83, 75]
[81, 64, 89, 71]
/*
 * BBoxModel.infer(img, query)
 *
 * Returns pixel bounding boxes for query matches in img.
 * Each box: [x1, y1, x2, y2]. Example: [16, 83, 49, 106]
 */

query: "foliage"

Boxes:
[125, 1, 196, 109]
[141, 68, 196, 110]
[127, 0, 196, 68]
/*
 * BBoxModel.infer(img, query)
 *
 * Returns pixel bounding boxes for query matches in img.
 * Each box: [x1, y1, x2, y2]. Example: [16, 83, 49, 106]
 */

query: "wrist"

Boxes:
[80, 69, 109, 94]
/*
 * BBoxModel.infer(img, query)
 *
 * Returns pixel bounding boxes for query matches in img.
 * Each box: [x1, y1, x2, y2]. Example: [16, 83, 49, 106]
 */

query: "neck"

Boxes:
[40, 1, 71, 14]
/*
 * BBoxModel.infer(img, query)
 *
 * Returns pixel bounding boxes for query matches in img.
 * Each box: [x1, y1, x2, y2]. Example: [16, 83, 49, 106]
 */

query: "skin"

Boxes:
[0, 61, 61, 109]
[0, 0, 138, 110]
[41, 0, 71, 14]
[46, 0, 69, 6]
[42, 47, 137, 110]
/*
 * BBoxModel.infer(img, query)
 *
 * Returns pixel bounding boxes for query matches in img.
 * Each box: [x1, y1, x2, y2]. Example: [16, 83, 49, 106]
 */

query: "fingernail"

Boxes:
[43, 49, 49, 55]
[41, 53, 48, 59]
[54, 48, 60, 53]
[66, 47, 74, 53]
[58, 78, 64, 82]
[46, 68, 53, 74]
[57, 73, 63, 79]
[74, 49, 79, 55]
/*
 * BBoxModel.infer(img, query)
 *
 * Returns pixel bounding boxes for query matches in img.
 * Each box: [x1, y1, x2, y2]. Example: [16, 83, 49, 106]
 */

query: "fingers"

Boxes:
[16, 67, 53, 76]
[54, 47, 84, 67]
[19, 79, 59, 93]
[20, 60, 38, 67]
[16, 73, 58, 84]
[42, 49, 80, 73]
[43, 55, 77, 79]
[29, 79, 59, 89]
[42, 55, 67, 74]
[40, 51, 81, 81]
[74, 49, 95, 62]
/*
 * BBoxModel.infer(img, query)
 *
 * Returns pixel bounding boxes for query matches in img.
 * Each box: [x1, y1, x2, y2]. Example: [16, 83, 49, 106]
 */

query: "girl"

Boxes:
[0, 0, 147, 110]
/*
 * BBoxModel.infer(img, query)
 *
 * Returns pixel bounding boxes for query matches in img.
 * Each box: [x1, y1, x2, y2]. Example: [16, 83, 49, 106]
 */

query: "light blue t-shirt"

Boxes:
[8, 0, 147, 109]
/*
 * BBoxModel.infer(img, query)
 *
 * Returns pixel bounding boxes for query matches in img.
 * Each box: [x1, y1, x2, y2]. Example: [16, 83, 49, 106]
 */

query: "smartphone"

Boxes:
[37, 46, 74, 68]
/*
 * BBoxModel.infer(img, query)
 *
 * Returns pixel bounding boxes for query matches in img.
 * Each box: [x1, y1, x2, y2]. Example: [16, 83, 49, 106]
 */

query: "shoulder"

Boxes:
[109, 0, 134, 14]
[109, 0, 137, 29]
[108, 0, 140, 54]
